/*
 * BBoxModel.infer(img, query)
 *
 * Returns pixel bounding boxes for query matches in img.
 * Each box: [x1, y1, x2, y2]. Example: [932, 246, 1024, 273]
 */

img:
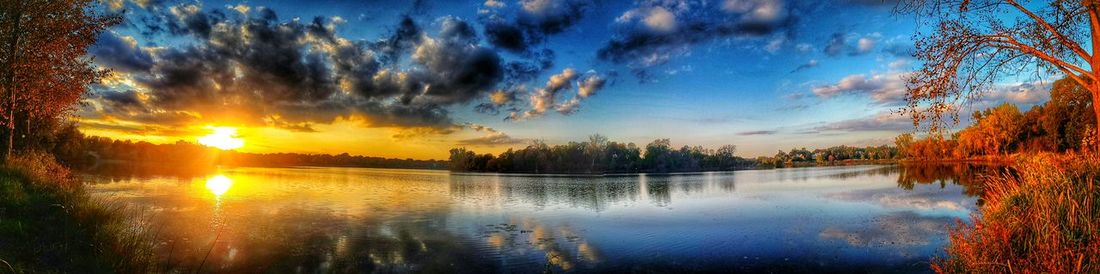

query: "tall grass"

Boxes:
[933, 152, 1100, 273]
[0, 151, 158, 273]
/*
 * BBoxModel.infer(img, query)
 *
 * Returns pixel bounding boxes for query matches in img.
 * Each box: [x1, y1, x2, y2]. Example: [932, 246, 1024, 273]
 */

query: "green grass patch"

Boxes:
[0, 151, 156, 273]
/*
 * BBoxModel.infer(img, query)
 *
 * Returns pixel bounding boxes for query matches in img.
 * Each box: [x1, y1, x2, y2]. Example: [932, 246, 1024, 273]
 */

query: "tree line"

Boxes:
[448, 135, 754, 173]
[48, 125, 447, 171]
[895, 78, 1097, 161]
[753, 145, 900, 168]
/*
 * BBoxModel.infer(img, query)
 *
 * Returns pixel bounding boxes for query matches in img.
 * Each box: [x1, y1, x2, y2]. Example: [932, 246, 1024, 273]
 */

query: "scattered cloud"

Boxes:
[738, 130, 778, 136]
[972, 80, 1053, 107]
[813, 111, 911, 132]
[824, 32, 879, 57]
[812, 69, 1054, 109]
[598, 0, 797, 75]
[509, 68, 607, 119]
[790, 59, 818, 73]
[458, 123, 527, 146]
[811, 72, 909, 105]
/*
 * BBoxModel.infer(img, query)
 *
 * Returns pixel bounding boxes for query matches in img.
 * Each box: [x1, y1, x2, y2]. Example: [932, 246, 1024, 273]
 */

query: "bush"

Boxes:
[934, 152, 1100, 273]
[6, 150, 75, 190]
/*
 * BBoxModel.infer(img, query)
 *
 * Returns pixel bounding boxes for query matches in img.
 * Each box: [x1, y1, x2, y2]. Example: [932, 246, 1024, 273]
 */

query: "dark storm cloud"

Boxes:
[89, 32, 154, 73]
[371, 16, 422, 66]
[484, 20, 527, 52]
[141, 9, 340, 122]
[99, 89, 143, 108]
[89, 2, 614, 133]
[94, 3, 511, 129]
[478, 0, 596, 84]
[88, 90, 201, 127]
[598, 0, 797, 72]
[480, 0, 592, 53]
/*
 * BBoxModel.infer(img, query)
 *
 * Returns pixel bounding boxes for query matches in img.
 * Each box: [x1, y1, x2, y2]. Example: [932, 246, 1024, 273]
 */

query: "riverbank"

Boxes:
[0, 152, 155, 273]
[934, 152, 1099, 273]
[899, 154, 1018, 165]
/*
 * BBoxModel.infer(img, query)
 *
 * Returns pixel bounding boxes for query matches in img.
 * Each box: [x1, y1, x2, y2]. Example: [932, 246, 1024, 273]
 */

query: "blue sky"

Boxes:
[81, 0, 1057, 158]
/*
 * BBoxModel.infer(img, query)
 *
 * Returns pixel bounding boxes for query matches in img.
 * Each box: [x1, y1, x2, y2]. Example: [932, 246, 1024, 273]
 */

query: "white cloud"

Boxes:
[814, 110, 912, 132]
[230, 4, 250, 14]
[644, 7, 678, 32]
[975, 80, 1053, 107]
[484, 0, 505, 8]
[514, 69, 607, 119]
[765, 36, 785, 53]
[812, 72, 910, 105]
[857, 37, 876, 53]
[521, 0, 554, 13]
[795, 43, 813, 53]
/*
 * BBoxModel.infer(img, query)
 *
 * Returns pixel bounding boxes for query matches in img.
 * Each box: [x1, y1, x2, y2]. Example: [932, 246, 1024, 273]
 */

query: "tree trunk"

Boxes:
[1089, 0, 1100, 152]
[1, 0, 24, 162]
[1093, 91, 1100, 151]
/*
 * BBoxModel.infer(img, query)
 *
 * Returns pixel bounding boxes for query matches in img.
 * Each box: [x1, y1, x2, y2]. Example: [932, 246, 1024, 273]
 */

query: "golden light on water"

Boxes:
[206, 175, 233, 196]
[198, 126, 245, 150]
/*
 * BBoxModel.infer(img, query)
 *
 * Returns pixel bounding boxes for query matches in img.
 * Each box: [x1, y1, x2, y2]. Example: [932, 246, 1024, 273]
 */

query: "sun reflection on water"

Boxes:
[206, 175, 233, 197]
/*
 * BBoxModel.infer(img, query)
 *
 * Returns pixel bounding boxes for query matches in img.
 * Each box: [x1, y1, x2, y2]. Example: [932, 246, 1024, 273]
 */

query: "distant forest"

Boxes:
[448, 136, 752, 173]
[447, 135, 900, 173]
[46, 126, 447, 171]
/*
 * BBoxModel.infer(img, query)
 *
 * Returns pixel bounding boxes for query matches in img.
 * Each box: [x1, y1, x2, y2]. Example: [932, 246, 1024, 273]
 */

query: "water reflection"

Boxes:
[205, 175, 232, 197]
[86, 164, 987, 273]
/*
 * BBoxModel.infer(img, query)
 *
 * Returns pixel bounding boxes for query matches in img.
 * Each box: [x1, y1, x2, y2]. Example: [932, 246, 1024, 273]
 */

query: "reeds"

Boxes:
[0, 151, 158, 273]
[933, 152, 1100, 273]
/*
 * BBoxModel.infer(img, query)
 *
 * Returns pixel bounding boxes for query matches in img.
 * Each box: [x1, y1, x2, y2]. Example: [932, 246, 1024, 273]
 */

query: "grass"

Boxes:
[933, 152, 1100, 273]
[0, 151, 157, 273]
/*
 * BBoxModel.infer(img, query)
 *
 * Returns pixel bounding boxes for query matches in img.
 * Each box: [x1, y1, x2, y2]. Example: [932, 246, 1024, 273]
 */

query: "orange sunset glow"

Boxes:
[197, 126, 245, 150]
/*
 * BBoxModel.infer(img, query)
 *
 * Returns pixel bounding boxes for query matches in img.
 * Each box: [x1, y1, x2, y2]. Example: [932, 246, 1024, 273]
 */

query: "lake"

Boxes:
[86, 164, 987, 273]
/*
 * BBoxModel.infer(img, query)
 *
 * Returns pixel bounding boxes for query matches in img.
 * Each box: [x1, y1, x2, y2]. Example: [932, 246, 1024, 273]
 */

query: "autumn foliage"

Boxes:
[0, 0, 118, 159]
[933, 152, 1100, 273]
[897, 78, 1097, 160]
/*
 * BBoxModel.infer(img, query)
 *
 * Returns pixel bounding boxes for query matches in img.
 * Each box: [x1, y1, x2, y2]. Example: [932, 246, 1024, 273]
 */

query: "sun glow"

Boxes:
[198, 126, 245, 150]
[206, 175, 233, 197]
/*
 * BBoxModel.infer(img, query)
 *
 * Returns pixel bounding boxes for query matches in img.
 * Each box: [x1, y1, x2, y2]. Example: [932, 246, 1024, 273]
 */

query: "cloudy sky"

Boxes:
[81, 0, 1055, 159]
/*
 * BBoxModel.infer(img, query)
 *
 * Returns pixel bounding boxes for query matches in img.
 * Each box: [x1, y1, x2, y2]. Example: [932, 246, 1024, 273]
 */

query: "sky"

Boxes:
[80, 0, 1058, 159]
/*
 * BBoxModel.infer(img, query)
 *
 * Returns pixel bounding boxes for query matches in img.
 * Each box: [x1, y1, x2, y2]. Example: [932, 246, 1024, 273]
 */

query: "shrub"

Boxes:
[6, 150, 75, 190]
[933, 152, 1100, 273]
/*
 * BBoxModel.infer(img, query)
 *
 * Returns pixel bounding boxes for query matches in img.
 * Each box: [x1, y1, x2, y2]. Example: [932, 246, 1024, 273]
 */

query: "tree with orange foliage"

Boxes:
[0, 0, 118, 161]
[900, 0, 1100, 151]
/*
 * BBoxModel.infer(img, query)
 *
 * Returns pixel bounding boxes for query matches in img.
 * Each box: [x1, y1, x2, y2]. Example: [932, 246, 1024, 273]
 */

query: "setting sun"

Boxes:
[198, 126, 245, 150]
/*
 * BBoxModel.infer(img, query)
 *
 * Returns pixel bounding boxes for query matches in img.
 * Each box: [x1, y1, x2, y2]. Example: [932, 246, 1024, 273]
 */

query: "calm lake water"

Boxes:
[86, 165, 987, 273]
